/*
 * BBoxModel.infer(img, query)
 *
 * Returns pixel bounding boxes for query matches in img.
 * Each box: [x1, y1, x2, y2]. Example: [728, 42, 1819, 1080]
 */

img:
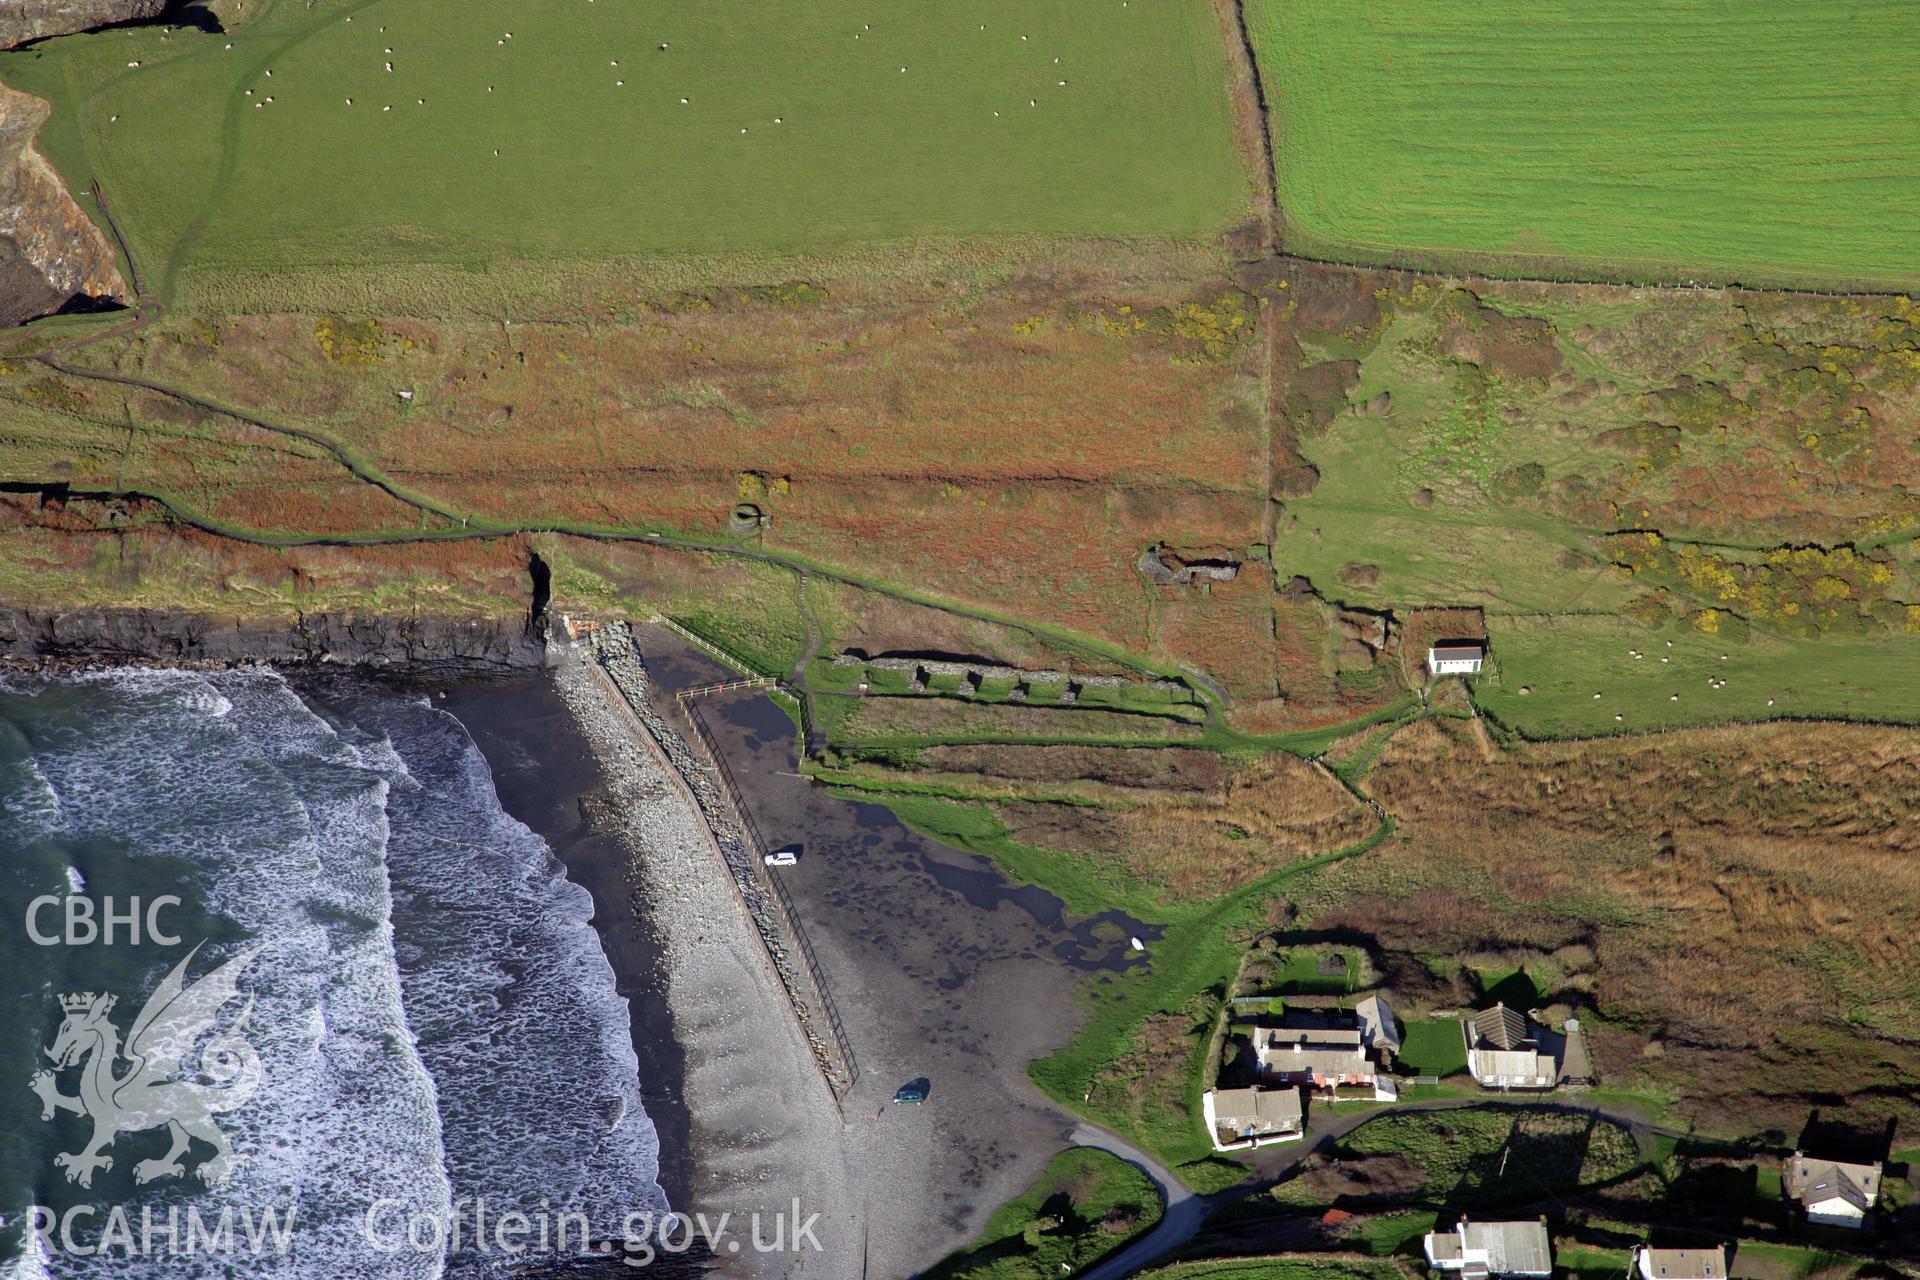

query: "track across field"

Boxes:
[0, 0, 1252, 301]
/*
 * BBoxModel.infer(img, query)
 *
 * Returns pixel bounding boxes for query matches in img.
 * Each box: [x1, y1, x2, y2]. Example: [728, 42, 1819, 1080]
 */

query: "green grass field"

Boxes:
[1479, 613, 1920, 738]
[0, 0, 1250, 302]
[1394, 1018, 1467, 1078]
[1247, 0, 1920, 290]
[924, 1147, 1162, 1280]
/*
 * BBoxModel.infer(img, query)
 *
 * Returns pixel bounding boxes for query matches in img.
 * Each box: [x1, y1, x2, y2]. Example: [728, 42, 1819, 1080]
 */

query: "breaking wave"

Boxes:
[0, 670, 666, 1278]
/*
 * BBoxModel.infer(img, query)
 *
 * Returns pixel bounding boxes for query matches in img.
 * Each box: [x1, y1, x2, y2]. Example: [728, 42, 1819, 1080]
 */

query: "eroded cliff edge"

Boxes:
[0, 81, 127, 324]
[0, 0, 164, 52]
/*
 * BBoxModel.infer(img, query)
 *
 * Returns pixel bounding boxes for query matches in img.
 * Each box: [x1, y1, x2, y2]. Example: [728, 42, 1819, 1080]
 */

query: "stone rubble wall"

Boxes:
[836, 653, 1187, 699]
[583, 622, 851, 1097]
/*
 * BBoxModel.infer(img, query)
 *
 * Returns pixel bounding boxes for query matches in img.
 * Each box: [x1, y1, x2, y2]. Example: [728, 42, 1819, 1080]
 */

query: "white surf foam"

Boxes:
[2, 669, 665, 1279]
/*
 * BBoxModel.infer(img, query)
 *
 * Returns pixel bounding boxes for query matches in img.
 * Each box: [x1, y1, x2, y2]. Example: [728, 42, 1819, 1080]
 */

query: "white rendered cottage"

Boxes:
[1423, 1218, 1552, 1279]
[1428, 639, 1486, 675]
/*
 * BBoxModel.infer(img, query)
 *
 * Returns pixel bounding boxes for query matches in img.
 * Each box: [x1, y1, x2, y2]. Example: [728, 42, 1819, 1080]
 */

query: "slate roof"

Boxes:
[1638, 1246, 1726, 1280]
[1355, 994, 1400, 1053]
[1211, 1086, 1302, 1133]
[1470, 1004, 1532, 1051]
[1786, 1152, 1882, 1212]
[1460, 1219, 1552, 1276]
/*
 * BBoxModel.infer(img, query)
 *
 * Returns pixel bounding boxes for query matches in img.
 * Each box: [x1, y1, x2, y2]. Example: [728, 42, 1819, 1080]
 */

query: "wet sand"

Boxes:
[434, 635, 1167, 1276]
[435, 673, 695, 1208]
[636, 628, 1157, 1272]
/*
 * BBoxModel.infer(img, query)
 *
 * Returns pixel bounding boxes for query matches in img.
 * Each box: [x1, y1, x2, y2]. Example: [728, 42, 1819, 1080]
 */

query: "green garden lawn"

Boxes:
[1248, 0, 1920, 290]
[0, 0, 1251, 303]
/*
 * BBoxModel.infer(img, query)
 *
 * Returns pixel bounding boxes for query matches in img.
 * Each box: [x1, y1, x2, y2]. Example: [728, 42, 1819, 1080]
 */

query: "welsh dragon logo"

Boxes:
[30, 943, 263, 1189]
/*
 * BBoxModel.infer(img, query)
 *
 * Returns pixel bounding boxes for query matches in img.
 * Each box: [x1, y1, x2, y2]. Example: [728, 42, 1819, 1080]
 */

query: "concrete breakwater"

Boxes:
[569, 623, 854, 1100]
[549, 629, 856, 1275]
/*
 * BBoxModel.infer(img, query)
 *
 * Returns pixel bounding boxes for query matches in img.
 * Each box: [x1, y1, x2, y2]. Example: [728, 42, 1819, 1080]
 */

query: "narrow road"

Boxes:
[1071, 1123, 1204, 1280]
[1071, 1094, 1760, 1279]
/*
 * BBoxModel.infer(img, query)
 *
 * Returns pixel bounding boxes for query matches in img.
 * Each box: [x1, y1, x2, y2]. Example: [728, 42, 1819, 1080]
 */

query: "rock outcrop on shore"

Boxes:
[0, 81, 128, 325]
[0, 604, 545, 670]
[0, 0, 164, 50]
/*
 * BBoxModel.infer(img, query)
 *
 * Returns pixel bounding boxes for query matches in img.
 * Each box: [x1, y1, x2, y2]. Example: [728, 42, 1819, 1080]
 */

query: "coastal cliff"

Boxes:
[0, 81, 127, 325]
[0, 0, 164, 50]
[0, 604, 546, 669]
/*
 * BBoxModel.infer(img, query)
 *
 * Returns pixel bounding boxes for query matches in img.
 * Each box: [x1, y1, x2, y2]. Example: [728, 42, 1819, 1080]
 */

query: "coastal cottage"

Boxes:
[1634, 1246, 1726, 1280]
[1355, 993, 1401, 1062]
[1254, 1025, 1380, 1095]
[1203, 1085, 1303, 1151]
[1423, 1217, 1552, 1278]
[1463, 1004, 1557, 1090]
[1428, 640, 1486, 676]
[1784, 1150, 1882, 1228]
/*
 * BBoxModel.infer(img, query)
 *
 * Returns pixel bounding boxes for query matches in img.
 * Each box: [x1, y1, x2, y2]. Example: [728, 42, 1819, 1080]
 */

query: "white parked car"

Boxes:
[763, 846, 799, 867]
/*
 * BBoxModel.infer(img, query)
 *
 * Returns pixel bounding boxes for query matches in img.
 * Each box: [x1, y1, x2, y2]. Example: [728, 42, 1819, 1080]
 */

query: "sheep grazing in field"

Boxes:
[774, 116, 782, 123]
[265, 68, 272, 76]
[346, 98, 353, 105]
[386, 61, 393, 71]
[615, 79, 623, 85]
[127, 60, 141, 67]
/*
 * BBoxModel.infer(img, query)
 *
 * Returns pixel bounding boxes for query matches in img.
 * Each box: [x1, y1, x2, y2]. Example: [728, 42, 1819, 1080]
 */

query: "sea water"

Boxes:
[0, 668, 667, 1277]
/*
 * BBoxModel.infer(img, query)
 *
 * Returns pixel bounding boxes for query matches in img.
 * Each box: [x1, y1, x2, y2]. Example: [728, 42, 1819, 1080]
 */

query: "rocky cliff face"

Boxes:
[0, 0, 165, 49]
[0, 81, 128, 325]
[0, 604, 548, 672]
